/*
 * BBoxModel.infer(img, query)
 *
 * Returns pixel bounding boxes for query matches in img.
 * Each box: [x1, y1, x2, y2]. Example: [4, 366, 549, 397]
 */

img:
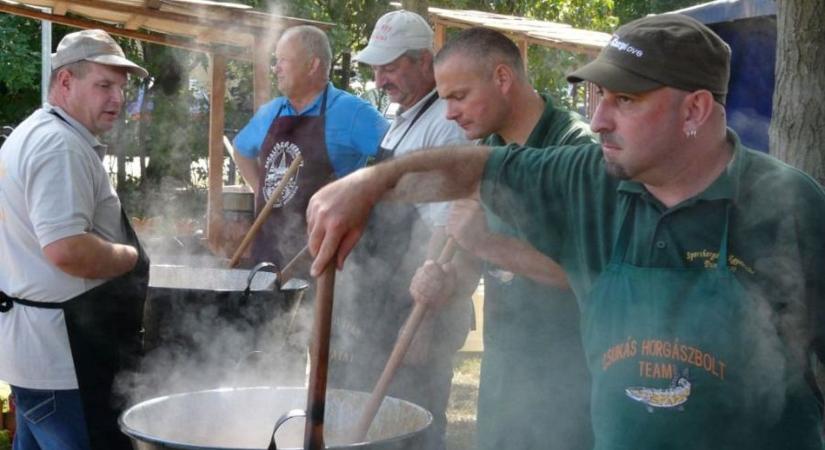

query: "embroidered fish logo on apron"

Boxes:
[626, 368, 691, 412]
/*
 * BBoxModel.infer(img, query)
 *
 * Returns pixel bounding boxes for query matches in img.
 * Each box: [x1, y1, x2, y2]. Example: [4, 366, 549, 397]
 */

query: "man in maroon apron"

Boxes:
[0, 30, 150, 450]
[233, 26, 387, 269]
[232, 25, 387, 384]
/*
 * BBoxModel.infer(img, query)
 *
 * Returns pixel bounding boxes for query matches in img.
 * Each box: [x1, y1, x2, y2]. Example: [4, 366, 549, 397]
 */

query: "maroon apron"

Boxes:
[0, 207, 149, 450]
[252, 86, 334, 267]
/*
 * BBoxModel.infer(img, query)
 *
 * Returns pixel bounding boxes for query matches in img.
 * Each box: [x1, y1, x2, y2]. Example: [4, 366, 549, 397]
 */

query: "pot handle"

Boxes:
[267, 409, 306, 450]
[246, 261, 277, 294]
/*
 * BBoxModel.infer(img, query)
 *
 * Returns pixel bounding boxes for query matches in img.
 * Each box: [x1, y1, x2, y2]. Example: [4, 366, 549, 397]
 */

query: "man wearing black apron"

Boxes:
[327, 11, 472, 450]
[306, 14, 825, 450]
[0, 30, 150, 450]
[232, 26, 387, 384]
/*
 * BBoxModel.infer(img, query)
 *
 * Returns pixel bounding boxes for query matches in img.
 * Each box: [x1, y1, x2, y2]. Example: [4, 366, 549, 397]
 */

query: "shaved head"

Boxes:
[434, 27, 526, 80]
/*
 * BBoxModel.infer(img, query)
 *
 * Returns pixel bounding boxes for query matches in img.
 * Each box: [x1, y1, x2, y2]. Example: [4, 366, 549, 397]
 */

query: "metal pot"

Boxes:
[143, 263, 308, 354]
[119, 387, 431, 450]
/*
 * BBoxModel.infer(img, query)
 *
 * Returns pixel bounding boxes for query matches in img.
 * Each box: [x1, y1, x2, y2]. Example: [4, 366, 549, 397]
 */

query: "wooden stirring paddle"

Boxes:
[351, 238, 459, 442]
[229, 155, 303, 268]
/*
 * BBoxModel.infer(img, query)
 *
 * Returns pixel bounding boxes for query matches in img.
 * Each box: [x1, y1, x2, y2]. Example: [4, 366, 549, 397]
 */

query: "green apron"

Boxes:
[583, 199, 823, 450]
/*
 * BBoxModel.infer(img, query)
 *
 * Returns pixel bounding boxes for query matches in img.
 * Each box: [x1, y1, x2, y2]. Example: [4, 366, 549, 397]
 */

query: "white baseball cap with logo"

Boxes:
[52, 29, 148, 79]
[354, 10, 433, 66]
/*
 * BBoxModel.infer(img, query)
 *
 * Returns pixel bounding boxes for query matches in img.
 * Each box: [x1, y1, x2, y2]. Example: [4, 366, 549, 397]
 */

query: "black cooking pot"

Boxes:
[119, 387, 431, 450]
[143, 262, 308, 355]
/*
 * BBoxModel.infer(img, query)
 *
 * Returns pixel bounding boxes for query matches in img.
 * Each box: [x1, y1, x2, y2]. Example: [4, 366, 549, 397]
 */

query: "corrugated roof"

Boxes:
[0, 0, 333, 60]
[427, 6, 611, 56]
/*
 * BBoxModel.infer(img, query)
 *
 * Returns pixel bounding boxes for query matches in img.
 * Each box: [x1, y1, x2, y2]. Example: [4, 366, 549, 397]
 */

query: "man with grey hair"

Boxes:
[0, 29, 149, 450]
[327, 10, 471, 450]
[233, 25, 387, 269]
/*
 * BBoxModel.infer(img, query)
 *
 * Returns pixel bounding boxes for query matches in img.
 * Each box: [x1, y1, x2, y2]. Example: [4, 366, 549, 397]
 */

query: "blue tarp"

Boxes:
[673, 0, 777, 152]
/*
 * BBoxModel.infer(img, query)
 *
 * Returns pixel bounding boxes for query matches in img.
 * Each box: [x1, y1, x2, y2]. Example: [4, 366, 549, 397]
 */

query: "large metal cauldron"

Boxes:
[119, 387, 431, 450]
[143, 264, 307, 353]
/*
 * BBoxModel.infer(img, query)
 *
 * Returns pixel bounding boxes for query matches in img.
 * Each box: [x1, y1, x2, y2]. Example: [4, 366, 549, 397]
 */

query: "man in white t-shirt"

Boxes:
[327, 10, 474, 450]
[0, 29, 149, 450]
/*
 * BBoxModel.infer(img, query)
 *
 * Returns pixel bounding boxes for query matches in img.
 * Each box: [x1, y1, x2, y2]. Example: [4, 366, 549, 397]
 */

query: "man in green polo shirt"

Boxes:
[306, 13, 825, 450]
[414, 27, 595, 450]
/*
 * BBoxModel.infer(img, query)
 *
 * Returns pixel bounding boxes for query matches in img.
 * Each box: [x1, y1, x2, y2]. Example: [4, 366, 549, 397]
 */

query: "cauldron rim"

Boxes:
[118, 386, 433, 450]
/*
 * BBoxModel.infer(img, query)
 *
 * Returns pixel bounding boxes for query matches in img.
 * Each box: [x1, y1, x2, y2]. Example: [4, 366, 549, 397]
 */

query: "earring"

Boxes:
[685, 128, 697, 138]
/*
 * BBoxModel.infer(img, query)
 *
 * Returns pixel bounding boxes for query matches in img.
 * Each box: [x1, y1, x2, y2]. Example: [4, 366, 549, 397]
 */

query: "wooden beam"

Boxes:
[145, 0, 162, 9]
[516, 38, 528, 72]
[0, 3, 254, 61]
[433, 21, 447, 51]
[207, 53, 227, 251]
[42, 0, 254, 32]
[52, 1, 67, 15]
[124, 14, 148, 30]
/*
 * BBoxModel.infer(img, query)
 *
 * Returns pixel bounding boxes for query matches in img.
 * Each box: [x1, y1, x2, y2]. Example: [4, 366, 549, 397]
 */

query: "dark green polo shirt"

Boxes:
[481, 129, 825, 448]
[481, 131, 825, 449]
[483, 93, 595, 277]
[476, 94, 597, 450]
[480, 93, 595, 350]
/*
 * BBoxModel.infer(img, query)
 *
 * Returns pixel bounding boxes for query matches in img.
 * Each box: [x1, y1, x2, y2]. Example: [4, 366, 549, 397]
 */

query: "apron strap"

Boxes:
[609, 197, 636, 265]
[375, 91, 439, 163]
[270, 84, 330, 126]
[716, 203, 732, 271]
[0, 291, 66, 312]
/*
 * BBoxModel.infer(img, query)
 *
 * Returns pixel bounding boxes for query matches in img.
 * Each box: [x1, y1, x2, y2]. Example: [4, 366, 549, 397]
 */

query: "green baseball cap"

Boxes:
[567, 14, 730, 104]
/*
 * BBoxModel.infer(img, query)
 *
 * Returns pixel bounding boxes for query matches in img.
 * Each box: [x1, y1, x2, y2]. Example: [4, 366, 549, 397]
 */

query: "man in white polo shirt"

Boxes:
[0, 29, 149, 450]
[327, 10, 473, 450]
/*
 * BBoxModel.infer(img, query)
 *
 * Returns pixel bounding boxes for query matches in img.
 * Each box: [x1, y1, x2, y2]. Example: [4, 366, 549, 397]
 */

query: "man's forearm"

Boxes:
[43, 233, 138, 279]
[307, 145, 491, 275]
[234, 150, 260, 189]
[379, 145, 491, 204]
[470, 232, 569, 288]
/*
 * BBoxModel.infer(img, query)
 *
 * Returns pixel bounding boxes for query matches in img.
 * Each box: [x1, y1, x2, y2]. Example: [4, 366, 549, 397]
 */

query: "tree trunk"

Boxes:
[770, 0, 825, 184]
[401, 0, 429, 22]
[340, 51, 351, 91]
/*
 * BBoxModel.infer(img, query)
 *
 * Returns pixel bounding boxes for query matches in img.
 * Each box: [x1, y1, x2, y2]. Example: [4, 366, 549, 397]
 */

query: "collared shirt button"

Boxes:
[656, 241, 667, 249]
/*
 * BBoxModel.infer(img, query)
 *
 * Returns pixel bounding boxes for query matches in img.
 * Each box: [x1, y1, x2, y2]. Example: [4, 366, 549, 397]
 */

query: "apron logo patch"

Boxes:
[264, 141, 302, 206]
[626, 368, 691, 412]
[685, 249, 755, 274]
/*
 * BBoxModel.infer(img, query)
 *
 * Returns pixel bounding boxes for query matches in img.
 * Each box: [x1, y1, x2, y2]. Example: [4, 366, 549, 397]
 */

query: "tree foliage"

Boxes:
[0, 15, 42, 126]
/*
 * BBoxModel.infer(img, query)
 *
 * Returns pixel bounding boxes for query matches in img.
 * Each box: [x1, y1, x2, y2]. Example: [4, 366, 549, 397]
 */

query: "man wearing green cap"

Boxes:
[0, 29, 149, 450]
[305, 13, 825, 450]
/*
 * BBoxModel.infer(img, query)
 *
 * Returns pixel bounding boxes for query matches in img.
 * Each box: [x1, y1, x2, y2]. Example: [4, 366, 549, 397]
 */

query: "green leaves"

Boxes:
[0, 15, 42, 125]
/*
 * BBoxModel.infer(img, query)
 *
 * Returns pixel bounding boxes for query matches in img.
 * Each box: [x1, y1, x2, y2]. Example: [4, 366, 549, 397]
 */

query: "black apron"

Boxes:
[331, 90, 440, 364]
[0, 207, 149, 450]
[252, 87, 334, 268]
[329, 92, 455, 450]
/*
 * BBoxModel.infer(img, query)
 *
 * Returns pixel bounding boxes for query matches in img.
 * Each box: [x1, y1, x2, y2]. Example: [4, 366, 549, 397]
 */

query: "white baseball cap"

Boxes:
[52, 29, 148, 79]
[354, 10, 433, 66]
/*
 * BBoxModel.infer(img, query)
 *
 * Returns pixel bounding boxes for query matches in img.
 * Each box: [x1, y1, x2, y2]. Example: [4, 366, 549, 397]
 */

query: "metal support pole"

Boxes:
[41, 11, 52, 104]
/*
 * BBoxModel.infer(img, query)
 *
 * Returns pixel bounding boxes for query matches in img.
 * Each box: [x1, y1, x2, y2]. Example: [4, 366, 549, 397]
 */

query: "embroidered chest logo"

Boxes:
[264, 141, 302, 206]
[626, 368, 691, 412]
[685, 249, 755, 274]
